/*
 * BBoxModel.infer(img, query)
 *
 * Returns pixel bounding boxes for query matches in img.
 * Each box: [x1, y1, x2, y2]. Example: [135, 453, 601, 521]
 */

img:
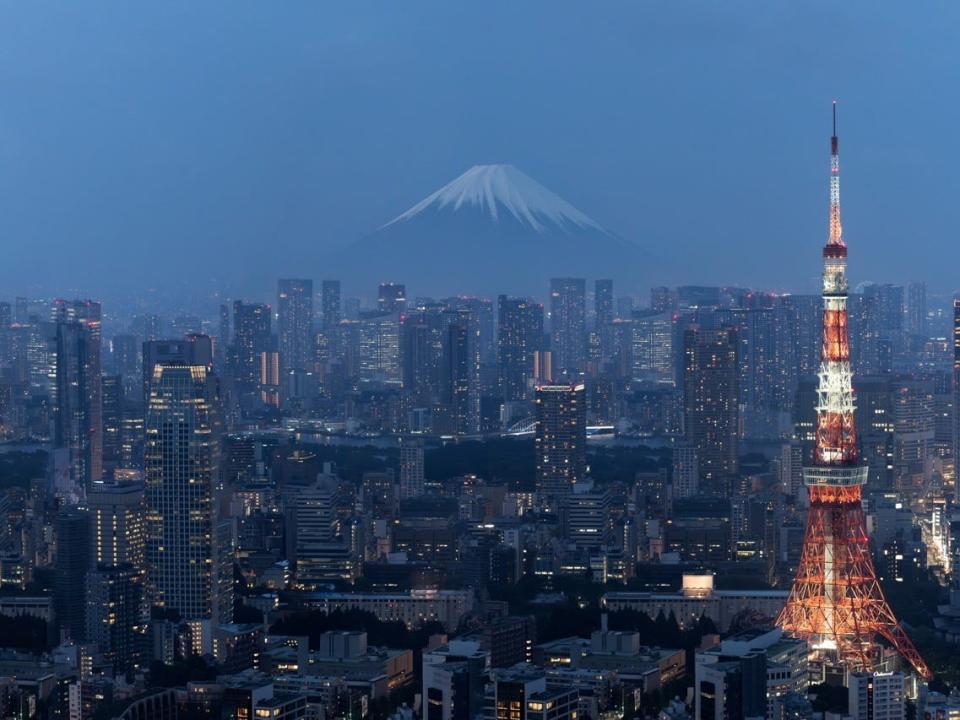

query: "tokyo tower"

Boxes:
[776, 104, 931, 680]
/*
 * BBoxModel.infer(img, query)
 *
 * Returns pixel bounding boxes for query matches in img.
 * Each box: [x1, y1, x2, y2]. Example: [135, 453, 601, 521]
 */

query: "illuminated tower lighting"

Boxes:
[777, 104, 931, 680]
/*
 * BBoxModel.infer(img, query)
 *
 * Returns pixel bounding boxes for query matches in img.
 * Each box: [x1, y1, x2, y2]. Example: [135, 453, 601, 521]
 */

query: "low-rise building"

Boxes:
[297, 590, 474, 631]
[602, 574, 787, 632]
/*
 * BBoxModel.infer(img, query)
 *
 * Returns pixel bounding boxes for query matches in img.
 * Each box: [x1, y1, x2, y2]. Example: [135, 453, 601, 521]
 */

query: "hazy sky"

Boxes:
[2, 2, 959, 303]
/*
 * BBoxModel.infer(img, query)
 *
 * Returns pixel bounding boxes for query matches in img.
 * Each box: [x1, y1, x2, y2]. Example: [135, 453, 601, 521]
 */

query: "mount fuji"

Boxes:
[333, 164, 649, 296]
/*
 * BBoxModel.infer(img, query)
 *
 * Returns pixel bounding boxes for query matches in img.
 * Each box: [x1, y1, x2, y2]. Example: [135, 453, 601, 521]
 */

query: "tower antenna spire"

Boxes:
[832, 100, 837, 137]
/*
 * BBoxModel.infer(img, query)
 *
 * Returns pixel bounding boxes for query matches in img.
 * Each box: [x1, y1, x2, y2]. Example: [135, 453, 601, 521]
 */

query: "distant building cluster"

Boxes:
[0, 268, 954, 720]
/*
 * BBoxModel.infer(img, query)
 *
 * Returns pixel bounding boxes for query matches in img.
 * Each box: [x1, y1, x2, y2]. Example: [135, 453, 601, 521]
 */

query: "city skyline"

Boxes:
[1, 6, 959, 719]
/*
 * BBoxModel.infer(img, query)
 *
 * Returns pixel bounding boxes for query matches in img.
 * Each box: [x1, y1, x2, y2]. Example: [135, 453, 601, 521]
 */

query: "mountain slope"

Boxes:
[332, 164, 648, 296]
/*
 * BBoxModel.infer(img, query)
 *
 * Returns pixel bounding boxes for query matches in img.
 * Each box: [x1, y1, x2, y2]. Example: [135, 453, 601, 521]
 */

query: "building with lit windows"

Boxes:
[491, 668, 578, 720]
[549, 278, 586, 373]
[277, 279, 314, 375]
[145, 363, 229, 639]
[52, 299, 102, 492]
[848, 673, 905, 720]
[498, 297, 543, 404]
[233, 301, 272, 394]
[535, 383, 586, 505]
[298, 589, 473, 631]
[603, 574, 787, 633]
[89, 481, 145, 569]
[682, 326, 739, 497]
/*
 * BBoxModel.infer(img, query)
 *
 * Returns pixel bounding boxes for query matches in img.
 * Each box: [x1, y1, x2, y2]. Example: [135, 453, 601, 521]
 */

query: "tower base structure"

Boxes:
[778, 464, 931, 680]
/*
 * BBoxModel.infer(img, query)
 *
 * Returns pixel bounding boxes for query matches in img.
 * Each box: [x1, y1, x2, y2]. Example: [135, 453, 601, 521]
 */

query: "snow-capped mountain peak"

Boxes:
[382, 164, 607, 235]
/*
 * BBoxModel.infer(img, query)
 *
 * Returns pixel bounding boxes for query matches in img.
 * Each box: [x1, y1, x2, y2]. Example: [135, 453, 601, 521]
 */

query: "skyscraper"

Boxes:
[631, 311, 674, 384]
[101, 375, 122, 480]
[89, 481, 146, 569]
[53, 299, 103, 490]
[401, 308, 444, 404]
[535, 382, 586, 503]
[904, 282, 927, 339]
[232, 301, 272, 393]
[498, 296, 544, 404]
[549, 278, 586, 373]
[358, 310, 401, 384]
[441, 310, 480, 434]
[144, 363, 227, 630]
[378, 283, 407, 314]
[142, 336, 214, 406]
[682, 326, 739, 496]
[399, 437, 425, 500]
[277, 279, 314, 374]
[286, 472, 357, 584]
[86, 563, 144, 676]
[595, 279, 614, 359]
[322, 280, 342, 330]
[55, 508, 92, 641]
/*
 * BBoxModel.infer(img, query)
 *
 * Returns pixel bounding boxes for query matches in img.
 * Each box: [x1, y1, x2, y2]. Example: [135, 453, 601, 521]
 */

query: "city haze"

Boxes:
[1, 2, 959, 301]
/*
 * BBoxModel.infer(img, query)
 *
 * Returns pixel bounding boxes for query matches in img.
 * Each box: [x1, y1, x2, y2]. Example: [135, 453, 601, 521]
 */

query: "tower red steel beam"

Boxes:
[777, 103, 932, 680]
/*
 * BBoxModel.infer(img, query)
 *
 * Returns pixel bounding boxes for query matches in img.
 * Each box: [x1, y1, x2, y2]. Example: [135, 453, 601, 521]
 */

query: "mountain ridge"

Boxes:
[331, 164, 650, 295]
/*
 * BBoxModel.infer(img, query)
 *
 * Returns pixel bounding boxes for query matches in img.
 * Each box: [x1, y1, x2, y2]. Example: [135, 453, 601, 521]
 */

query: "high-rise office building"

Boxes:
[86, 563, 144, 676]
[904, 282, 927, 339]
[672, 442, 699, 500]
[89, 481, 146, 569]
[682, 326, 739, 496]
[378, 283, 407, 314]
[111, 333, 139, 383]
[55, 508, 92, 641]
[260, 336, 281, 407]
[441, 312, 480, 434]
[497, 296, 544, 403]
[322, 280, 342, 330]
[549, 278, 586, 373]
[848, 673, 905, 720]
[358, 310, 401, 384]
[286, 473, 357, 585]
[631, 311, 674, 384]
[650, 287, 677, 314]
[595, 279, 614, 359]
[535, 383, 586, 502]
[399, 437, 425, 500]
[782, 294, 821, 380]
[232, 301, 272, 392]
[101, 375, 123, 480]
[144, 363, 227, 629]
[218, 304, 231, 371]
[277, 279, 314, 374]
[401, 308, 445, 404]
[53, 299, 103, 490]
[726, 300, 797, 438]
[565, 479, 611, 549]
[142, 336, 214, 406]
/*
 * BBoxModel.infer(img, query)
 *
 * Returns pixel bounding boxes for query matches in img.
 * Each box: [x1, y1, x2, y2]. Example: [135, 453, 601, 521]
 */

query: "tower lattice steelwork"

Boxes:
[777, 104, 931, 680]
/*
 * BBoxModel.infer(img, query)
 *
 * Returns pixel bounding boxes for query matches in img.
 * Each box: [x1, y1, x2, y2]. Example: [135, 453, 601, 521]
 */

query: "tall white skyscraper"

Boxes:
[144, 363, 230, 635]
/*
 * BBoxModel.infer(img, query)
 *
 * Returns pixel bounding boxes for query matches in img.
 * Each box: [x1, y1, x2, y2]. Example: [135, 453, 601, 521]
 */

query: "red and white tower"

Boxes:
[777, 104, 931, 680]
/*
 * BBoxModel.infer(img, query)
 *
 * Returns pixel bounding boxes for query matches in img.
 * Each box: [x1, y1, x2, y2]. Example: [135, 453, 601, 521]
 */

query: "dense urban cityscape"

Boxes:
[3, 4, 960, 720]
[1, 104, 960, 720]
